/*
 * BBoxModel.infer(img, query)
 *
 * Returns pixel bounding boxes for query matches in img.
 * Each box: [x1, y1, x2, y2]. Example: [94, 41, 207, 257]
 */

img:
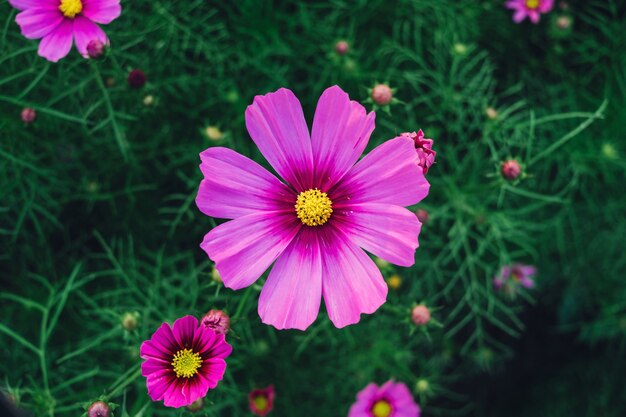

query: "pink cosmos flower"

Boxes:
[493, 264, 536, 291]
[400, 130, 436, 174]
[348, 380, 420, 417]
[196, 86, 430, 330]
[140, 316, 232, 408]
[249, 385, 275, 416]
[8, 0, 121, 62]
[506, 0, 554, 24]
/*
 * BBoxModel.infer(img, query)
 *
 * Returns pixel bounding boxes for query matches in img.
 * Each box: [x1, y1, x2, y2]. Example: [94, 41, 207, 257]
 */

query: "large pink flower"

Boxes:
[8, 0, 121, 62]
[505, 0, 554, 24]
[348, 380, 420, 417]
[196, 85, 430, 330]
[140, 316, 232, 408]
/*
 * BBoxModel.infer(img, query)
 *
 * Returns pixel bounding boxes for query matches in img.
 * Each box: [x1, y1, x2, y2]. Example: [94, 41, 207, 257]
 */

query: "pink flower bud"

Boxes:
[371, 83, 393, 105]
[127, 69, 147, 89]
[87, 40, 105, 59]
[400, 130, 436, 173]
[335, 40, 349, 55]
[411, 304, 431, 326]
[501, 159, 522, 180]
[201, 309, 230, 335]
[415, 209, 429, 224]
[21, 107, 36, 124]
[88, 401, 110, 417]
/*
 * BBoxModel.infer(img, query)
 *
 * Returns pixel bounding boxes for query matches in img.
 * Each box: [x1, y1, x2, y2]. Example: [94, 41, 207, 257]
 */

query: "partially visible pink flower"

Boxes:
[349, 381, 420, 417]
[249, 385, 275, 416]
[21, 107, 37, 123]
[9, 0, 121, 62]
[196, 86, 430, 330]
[140, 316, 232, 408]
[494, 264, 536, 291]
[400, 130, 436, 174]
[201, 309, 230, 335]
[86, 39, 105, 58]
[506, 0, 554, 24]
[371, 84, 393, 105]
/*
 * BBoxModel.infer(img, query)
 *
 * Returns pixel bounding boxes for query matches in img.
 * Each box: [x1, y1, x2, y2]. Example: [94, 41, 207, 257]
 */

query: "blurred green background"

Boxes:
[1, 1, 625, 416]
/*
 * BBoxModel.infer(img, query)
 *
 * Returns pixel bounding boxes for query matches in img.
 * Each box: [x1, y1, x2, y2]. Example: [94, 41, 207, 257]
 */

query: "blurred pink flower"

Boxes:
[196, 85, 430, 330]
[494, 264, 537, 291]
[505, 0, 554, 24]
[249, 385, 275, 416]
[140, 316, 232, 408]
[201, 309, 230, 335]
[401, 130, 436, 174]
[348, 380, 420, 417]
[8, 0, 121, 62]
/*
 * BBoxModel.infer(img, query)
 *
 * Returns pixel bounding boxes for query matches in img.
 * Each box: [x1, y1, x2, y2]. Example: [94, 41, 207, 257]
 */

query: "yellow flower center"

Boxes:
[171, 348, 202, 378]
[295, 188, 333, 226]
[372, 400, 392, 417]
[59, 0, 83, 18]
[525, 0, 540, 9]
[252, 395, 269, 412]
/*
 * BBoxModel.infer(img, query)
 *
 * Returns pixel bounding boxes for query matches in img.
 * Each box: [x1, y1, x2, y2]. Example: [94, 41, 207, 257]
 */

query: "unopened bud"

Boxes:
[86, 40, 105, 59]
[335, 40, 349, 55]
[121, 312, 139, 331]
[411, 304, 431, 326]
[501, 159, 522, 180]
[201, 310, 230, 335]
[21, 107, 36, 124]
[88, 401, 110, 417]
[371, 84, 393, 106]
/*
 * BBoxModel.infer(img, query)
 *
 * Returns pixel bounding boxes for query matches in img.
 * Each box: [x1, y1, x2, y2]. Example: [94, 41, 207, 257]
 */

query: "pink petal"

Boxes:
[206, 334, 232, 359]
[9, 0, 58, 11]
[37, 19, 74, 62]
[163, 379, 190, 408]
[15, 8, 64, 39]
[172, 316, 198, 349]
[528, 10, 540, 23]
[539, 0, 554, 12]
[331, 137, 429, 207]
[311, 85, 376, 190]
[72, 16, 108, 57]
[146, 373, 174, 402]
[143, 322, 178, 356]
[321, 228, 387, 328]
[513, 10, 527, 23]
[141, 358, 172, 378]
[196, 147, 296, 219]
[187, 377, 210, 404]
[333, 203, 421, 267]
[192, 325, 217, 354]
[200, 211, 301, 290]
[258, 228, 322, 330]
[82, 0, 122, 24]
[140, 340, 173, 363]
[202, 357, 227, 387]
[245, 88, 314, 191]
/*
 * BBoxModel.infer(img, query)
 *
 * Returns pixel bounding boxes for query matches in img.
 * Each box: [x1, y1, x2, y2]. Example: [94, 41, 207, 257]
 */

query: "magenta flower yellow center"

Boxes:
[252, 395, 269, 412]
[295, 188, 333, 226]
[371, 400, 392, 417]
[171, 348, 202, 378]
[59, 0, 83, 18]
[525, 0, 540, 8]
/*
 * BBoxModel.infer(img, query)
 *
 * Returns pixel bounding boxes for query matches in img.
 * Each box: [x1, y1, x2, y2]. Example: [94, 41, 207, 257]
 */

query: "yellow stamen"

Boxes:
[253, 395, 269, 412]
[295, 188, 333, 226]
[59, 0, 83, 18]
[372, 400, 393, 417]
[171, 348, 202, 378]
[525, 0, 540, 9]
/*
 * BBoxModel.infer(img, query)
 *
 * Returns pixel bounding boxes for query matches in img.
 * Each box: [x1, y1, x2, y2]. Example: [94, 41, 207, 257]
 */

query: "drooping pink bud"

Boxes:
[411, 304, 431, 326]
[201, 309, 230, 335]
[335, 40, 349, 55]
[88, 401, 110, 417]
[127, 69, 147, 89]
[21, 107, 36, 124]
[501, 159, 522, 180]
[371, 83, 393, 105]
[415, 209, 429, 224]
[401, 130, 436, 173]
[86, 40, 105, 59]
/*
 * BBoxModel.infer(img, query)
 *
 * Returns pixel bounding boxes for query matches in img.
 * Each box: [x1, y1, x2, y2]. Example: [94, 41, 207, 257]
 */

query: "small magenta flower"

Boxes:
[87, 39, 105, 59]
[140, 316, 232, 408]
[371, 84, 393, 106]
[335, 40, 349, 55]
[400, 130, 436, 174]
[128, 69, 147, 89]
[506, 0, 554, 24]
[349, 381, 420, 417]
[8, 0, 121, 62]
[201, 310, 230, 335]
[249, 385, 275, 416]
[411, 305, 431, 326]
[494, 264, 536, 291]
[196, 86, 429, 330]
[87, 401, 110, 417]
[21, 107, 37, 124]
[501, 159, 522, 180]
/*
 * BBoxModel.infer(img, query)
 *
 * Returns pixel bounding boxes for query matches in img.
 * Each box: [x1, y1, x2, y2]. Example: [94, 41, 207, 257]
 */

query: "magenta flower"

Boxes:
[248, 385, 275, 416]
[196, 86, 430, 330]
[348, 381, 420, 417]
[494, 264, 537, 291]
[8, 0, 121, 62]
[140, 316, 232, 408]
[505, 0, 554, 24]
